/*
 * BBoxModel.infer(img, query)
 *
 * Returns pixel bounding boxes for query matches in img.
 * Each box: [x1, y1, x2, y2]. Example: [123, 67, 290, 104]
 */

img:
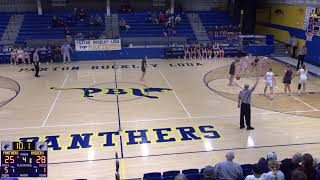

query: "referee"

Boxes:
[238, 76, 259, 130]
[33, 49, 40, 77]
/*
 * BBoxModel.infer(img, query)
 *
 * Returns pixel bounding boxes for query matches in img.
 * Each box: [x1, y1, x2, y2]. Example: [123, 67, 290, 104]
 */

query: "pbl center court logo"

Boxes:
[50, 82, 173, 102]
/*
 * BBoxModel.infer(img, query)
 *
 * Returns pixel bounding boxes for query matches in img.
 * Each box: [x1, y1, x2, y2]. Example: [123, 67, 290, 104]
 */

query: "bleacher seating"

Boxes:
[118, 12, 195, 39]
[198, 11, 235, 40]
[16, 12, 105, 44]
[0, 14, 11, 40]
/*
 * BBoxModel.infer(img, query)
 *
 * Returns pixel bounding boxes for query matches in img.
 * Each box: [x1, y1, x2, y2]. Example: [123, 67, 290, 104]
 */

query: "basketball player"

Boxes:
[140, 56, 147, 82]
[33, 49, 40, 77]
[264, 68, 276, 100]
[10, 49, 17, 65]
[61, 41, 73, 63]
[251, 56, 260, 73]
[183, 43, 190, 59]
[296, 64, 308, 96]
[228, 58, 240, 86]
[282, 65, 294, 95]
[239, 55, 250, 74]
[218, 43, 224, 58]
[24, 50, 31, 64]
[17, 47, 25, 64]
[207, 45, 212, 59]
[259, 56, 269, 73]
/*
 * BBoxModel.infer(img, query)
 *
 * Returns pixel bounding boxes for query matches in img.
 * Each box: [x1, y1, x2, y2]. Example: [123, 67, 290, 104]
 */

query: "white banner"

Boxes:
[75, 39, 121, 51]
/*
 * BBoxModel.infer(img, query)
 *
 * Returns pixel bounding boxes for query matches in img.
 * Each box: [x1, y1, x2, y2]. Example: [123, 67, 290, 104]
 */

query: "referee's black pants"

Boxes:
[297, 55, 305, 70]
[34, 62, 39, 77]
[240, 103, 251, 127]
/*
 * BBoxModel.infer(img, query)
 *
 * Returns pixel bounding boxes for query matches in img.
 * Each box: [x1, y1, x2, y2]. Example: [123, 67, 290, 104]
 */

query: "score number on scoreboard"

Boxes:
[1, 141, 48, 177]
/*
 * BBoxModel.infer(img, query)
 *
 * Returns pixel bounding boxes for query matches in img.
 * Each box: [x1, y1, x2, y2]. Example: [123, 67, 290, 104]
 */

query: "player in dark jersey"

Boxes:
[140, 56, 147, 82]
[282, 65, 294, 95]
[228, 58, 240, 86]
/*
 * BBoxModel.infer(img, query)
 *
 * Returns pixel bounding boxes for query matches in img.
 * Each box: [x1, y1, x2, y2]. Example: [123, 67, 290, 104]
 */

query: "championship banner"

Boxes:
[75, 39, 121, 51]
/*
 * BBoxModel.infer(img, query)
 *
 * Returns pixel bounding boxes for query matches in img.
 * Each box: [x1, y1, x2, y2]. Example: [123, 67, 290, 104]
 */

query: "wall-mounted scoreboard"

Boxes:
[1, 142, 48, 177]
[305, 7, 320, 35]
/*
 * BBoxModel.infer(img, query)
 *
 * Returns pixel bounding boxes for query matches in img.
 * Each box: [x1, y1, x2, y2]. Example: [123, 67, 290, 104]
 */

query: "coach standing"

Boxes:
[297, 45, 307, 70]
[33, 49, 40, 77]
[238, 76, 259, 130]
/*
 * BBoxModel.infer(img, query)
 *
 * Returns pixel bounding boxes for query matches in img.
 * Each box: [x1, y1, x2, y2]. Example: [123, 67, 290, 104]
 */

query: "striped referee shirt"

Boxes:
[239, 88, 255, 104]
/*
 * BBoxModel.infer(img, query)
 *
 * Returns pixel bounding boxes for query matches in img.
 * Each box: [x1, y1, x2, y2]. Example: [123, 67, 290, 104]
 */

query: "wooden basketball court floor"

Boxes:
[0, 58, 320, 179]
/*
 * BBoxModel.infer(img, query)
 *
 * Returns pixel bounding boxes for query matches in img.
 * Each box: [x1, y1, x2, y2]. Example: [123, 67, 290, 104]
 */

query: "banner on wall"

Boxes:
[304, 7, 320, 36]
[75, 39, 121, 51]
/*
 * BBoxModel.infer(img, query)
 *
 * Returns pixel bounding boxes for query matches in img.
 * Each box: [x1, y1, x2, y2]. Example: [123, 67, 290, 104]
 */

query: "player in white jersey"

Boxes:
[17, 48, 25, 64]
[259, 56, 270, 73]
[10, 49, 17, 65]
[240, 55, 250, 74]
[296, 64, 308, 96]
[264, 68, 276, 100]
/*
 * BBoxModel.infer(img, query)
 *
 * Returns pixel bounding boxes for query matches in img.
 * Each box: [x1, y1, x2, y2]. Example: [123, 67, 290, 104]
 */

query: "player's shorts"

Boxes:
[265, 80, 273, 87]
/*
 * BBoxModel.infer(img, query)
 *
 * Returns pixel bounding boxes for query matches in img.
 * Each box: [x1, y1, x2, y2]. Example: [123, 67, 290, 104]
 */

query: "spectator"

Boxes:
[264, 159, 285, 180]
[159, 11, 165, 23]
[52, 46, 61, 62]
[75, 32, 84, 40]
[99, 32, 107, 39]
[175, 15, 181, 24]
[52, 16, 59, 27]
[72, 8, 78, 22]
[119, 18, 126, 31]
[245, 164, 265, 180]
[258, 152, 278, 174]
[214, 151, 243, 180]
[314, 158, 320, 179]
[280, 152, 302, 180]
[291, 36, 298, 58]
[88, 32, 96, 40]
[299, 153, 317, 180]
[89, 16, 95, 26]
[203, 165, 215, 180]
[174, 173, 187, 180]
[166, 8, 171, 17]
[64, 26, 71, 37]
[291, 169, 307, 180]
[79, 8, 86, 21]
[95, 14, 102, 26]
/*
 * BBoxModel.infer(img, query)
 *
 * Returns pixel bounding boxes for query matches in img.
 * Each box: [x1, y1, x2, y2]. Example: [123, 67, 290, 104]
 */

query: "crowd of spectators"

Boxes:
[171, 151, 320, 180]
[207, 25, 241, 38]
[183, 41, 225, 59]
[144, 9, 183, 37]
[51, 8, 102, 40]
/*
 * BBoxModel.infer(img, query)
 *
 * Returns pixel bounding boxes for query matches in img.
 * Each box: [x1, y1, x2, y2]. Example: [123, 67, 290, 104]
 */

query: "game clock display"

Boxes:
[0, 142, 48, 177]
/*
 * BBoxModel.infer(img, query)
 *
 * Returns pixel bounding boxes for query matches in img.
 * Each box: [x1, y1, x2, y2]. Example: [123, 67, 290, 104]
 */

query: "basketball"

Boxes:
[236, 76, 241, 80]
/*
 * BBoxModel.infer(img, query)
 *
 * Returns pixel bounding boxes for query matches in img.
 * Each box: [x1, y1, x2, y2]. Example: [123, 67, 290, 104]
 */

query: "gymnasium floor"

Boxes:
[0, 58, 320, 179]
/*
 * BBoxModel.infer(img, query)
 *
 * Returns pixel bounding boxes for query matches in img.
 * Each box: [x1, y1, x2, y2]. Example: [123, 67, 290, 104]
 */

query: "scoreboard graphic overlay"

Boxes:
[1, 142, 48, 177]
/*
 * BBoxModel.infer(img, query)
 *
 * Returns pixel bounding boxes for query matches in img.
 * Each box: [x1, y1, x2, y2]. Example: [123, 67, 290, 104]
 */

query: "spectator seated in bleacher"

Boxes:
[174, 173, 187, 180]
[214, 151, 243, 180]
[245, 164, 264, 180]
[88, 15, 95, 26]
[159, 11, 165, 23]
[291, 169, 308, 180]
[119, 18, 130, 31]
[99, 32, 107, 39]
[88, 32, 96, 40]
[264, 159, 285, 180]
[258, 151, 278, 174]
[207, 24, 240, 38]
[79, 8, 87, 21]
[299, 153, 318, 180]
[75, 32, 84, 40]
[64, 26, 72, 37]
[203, 165, 215, 180]
[95, 14, 102, 26]
[280, 152, 302, 180]
[175, 15, 181, 24]
[52, 16, 64, 27]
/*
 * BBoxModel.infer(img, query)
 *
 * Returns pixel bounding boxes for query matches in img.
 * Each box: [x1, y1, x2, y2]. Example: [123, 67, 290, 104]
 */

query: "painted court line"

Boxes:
[0, 109, 319, 131]
[274, 86, 318, 111]
[158, 69, 192, 118]
[42, 73, 70, 127]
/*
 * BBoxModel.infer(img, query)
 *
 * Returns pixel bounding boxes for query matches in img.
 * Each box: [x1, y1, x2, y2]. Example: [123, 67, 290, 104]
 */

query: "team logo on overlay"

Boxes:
[50, 82, 173, 102]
